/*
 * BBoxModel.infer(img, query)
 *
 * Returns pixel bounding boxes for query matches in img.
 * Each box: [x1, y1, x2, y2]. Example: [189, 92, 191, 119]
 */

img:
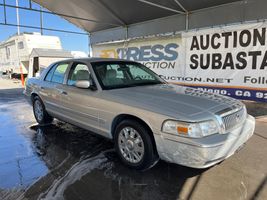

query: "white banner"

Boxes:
[92, 36, 183, 80]
[92, 22, 267, 102]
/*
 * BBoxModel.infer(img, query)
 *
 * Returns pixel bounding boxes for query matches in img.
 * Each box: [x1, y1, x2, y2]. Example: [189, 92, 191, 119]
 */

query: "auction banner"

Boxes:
[92, 36, 183, 81]
[92, 22, 267, 102]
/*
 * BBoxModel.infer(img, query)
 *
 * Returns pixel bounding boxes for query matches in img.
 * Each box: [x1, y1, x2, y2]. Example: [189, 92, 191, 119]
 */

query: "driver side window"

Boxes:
[67, 63, 90, 86]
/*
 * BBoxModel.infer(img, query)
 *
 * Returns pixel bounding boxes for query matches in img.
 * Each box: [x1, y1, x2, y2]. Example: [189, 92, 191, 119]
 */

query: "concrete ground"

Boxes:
[0, 78, 266, 200]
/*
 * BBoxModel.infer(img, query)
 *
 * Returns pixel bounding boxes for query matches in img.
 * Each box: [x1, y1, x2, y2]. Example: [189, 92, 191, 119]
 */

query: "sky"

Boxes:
[0, 0, 89, 54]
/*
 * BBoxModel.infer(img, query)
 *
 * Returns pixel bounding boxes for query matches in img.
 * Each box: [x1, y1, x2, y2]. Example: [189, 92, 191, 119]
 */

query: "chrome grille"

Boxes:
[221, 107, 246, 131]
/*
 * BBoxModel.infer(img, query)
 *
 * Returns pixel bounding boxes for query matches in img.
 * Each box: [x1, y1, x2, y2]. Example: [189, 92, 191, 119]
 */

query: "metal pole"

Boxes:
[3, 0, 7, 24]
[186, 12, 189, 31]
[40, 6, 43, 35]
[15, 0, 24, 84]
[29, 0, 32, 9]
[15, 0, 20, 35]
[174, 0, 187, 13]
[123, 26, 129, 58]
[137, 0, 185, 14]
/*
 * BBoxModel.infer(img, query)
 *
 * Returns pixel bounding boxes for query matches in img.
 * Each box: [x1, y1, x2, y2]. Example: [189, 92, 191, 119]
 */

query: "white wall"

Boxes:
[0, 34, 62, 74]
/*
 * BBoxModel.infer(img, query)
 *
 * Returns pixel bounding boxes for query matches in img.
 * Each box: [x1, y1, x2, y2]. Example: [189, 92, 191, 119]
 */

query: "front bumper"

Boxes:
[157, 115, 255, 168]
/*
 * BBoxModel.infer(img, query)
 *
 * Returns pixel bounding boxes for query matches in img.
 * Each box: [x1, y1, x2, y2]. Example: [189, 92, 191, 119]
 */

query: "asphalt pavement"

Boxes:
[0, 78, 266, 200]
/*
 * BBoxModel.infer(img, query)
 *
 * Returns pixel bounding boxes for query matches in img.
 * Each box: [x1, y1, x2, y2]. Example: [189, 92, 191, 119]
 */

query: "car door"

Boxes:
[40, 62, 69, 118]
[38, 63, 57, 109]
[58, 62, 100, 132]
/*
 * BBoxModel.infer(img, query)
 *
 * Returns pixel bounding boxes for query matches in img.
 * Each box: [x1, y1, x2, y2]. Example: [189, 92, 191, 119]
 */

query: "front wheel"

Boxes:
[33, 96, 53, 125]
[114, 119, 158, 170]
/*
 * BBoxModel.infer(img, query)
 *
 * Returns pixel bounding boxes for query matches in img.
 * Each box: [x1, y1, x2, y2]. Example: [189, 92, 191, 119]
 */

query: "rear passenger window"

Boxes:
[45, 64, 56, 81]
[51, 63, 68, 84]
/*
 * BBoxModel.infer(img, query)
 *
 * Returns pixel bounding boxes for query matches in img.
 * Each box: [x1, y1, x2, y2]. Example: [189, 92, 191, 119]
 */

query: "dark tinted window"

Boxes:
[92, 61, 164, 90]
[51, 63, 68, 84]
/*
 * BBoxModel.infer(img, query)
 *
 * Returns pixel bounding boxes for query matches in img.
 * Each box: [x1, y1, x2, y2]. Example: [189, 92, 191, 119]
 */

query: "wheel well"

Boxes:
[31, 93, 38, 103]
[111, 114, 158, 155]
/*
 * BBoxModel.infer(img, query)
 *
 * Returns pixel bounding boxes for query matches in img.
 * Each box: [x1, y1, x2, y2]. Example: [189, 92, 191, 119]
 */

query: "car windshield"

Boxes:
[91, 61, 165, 90]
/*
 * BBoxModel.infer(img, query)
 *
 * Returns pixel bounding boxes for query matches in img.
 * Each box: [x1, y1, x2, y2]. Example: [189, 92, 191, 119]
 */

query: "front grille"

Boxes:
[221, 107, 247, 132]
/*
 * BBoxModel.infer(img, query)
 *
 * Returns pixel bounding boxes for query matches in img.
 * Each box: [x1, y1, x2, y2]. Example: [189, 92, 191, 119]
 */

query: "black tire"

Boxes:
[32, 96, 53, 125]
[114, 119, 158, 170]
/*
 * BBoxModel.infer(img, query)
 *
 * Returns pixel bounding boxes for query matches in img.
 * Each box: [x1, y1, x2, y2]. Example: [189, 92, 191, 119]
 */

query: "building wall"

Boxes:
[0, 34, 62, 74]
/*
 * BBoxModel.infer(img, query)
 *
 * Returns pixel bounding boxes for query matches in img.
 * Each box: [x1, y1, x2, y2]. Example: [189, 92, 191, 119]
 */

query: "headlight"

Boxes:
[162, 120, 219, 138]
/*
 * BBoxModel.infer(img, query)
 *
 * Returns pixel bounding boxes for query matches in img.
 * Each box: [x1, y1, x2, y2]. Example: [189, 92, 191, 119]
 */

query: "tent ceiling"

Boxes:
[33, 0, 241, 33]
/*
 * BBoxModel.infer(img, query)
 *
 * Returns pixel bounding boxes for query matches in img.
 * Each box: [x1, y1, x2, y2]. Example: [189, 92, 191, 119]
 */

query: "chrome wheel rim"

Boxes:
[118, 127, 144, 164]
[34, 100, 43, 121]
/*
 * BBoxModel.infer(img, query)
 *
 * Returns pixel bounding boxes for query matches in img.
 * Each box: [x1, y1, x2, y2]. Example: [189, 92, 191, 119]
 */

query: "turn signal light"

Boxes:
[177, 126, 188, 134]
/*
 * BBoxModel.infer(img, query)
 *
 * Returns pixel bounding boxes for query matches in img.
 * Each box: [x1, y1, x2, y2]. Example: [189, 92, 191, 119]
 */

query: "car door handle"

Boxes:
[58, 89, 68, 95]
[61, 91, 68, 95]
[40, 86, 44, 90]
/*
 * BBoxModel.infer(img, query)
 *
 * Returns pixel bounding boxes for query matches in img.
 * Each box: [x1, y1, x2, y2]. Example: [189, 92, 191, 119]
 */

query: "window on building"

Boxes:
[5, 47, 10, 59]
[18, 41, 24, 49]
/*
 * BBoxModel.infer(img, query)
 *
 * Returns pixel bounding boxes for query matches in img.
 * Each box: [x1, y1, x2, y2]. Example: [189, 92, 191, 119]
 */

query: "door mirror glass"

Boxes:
[75, 80, 91, 89]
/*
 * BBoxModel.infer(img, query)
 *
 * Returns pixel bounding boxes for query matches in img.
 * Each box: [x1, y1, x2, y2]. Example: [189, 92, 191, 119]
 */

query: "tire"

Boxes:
[114, 119, 158, 170]
[33, 96, 53, 125]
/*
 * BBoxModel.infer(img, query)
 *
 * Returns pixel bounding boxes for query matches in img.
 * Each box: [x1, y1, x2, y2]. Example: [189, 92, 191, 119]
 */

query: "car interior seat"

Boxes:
[76, 70, 90, 81]
[103, 69, 123, 86]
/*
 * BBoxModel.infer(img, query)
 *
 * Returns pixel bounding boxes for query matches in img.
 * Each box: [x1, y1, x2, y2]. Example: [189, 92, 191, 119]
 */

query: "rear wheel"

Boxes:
[33, 96, 53, 125]
[114, 119, 158, 170]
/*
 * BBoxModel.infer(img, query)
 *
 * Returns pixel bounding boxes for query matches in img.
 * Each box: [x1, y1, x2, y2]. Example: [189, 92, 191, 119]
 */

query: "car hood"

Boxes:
[103, 84, 243, 120]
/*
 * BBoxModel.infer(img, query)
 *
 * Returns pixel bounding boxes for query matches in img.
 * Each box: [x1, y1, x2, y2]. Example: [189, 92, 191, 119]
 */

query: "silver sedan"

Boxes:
[24, 58, 255, 170]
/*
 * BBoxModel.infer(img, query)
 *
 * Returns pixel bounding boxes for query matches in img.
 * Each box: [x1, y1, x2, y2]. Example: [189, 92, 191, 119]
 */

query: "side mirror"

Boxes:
[75, 80, 91, 89]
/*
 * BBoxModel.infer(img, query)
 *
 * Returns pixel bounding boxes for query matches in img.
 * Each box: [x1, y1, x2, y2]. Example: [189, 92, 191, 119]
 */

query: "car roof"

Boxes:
[58, 57, 137, 64]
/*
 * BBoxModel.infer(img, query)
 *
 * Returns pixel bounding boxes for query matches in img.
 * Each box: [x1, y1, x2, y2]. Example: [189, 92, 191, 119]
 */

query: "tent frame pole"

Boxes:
[137, 0, 185, 14]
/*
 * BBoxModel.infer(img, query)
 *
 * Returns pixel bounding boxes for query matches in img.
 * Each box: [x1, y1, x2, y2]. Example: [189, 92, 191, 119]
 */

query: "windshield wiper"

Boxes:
[130, 82, 163, 87]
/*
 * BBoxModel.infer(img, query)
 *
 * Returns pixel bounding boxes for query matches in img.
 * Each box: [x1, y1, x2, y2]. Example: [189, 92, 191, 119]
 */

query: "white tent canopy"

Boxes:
[33, 0, 267, 44]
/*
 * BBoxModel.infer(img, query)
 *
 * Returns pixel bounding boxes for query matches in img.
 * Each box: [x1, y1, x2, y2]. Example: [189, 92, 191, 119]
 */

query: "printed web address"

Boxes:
[159, 75, 233, 83]
[159, 75, 267, 85]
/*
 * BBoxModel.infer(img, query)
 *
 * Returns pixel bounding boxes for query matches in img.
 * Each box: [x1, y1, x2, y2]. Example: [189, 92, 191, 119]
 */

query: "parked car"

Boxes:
[24, 58, 255, 170]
